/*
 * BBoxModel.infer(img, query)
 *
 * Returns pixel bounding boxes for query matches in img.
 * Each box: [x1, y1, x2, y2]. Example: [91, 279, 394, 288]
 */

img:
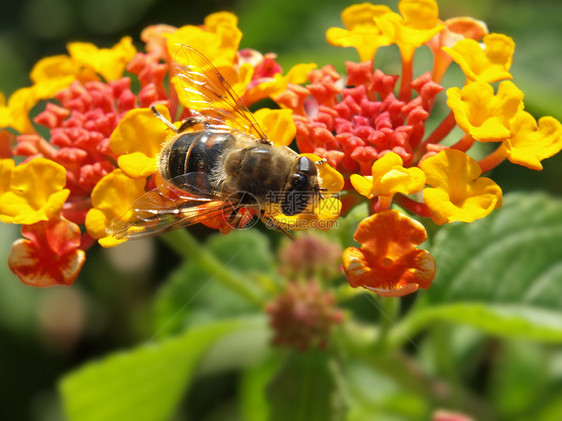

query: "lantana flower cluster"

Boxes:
[0, 13, 316, 286]
[0, 1, 561, 303]
[276, 0, 562, 296]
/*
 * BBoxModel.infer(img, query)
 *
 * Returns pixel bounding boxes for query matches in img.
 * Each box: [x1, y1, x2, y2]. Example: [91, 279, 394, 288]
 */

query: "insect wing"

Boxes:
[106, 175, 234, 240]
[171, 44, 268, 142]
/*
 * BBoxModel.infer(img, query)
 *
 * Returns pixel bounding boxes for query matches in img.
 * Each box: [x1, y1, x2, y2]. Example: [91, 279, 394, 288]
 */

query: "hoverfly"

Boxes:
[106, 45, 334, 240]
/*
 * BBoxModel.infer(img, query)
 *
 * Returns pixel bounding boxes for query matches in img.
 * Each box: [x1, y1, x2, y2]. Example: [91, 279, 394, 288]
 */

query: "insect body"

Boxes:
[107, 45, 326, 240]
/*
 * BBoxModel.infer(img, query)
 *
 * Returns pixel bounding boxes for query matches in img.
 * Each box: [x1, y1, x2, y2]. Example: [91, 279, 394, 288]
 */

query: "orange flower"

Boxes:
[343, 210, 435, 297]
[8, 218, 85, 287]
[0, 130, 13, 158]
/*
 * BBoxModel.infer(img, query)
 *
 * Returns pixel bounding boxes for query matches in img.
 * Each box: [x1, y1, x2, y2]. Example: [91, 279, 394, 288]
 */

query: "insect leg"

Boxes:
[151, 106, 179, 132]
[177, 116, 208, 132]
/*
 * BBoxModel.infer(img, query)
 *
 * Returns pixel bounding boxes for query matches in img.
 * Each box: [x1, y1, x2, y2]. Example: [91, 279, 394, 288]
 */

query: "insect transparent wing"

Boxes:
[107, 173, 228, 240]
[170, 44, 269, 142]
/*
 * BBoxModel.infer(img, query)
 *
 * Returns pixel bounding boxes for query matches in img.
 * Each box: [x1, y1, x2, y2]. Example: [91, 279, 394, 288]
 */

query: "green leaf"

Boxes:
[346, 359, 428, 421]
[413, 193, 562, 341]
[266, 350, 346, 421]
[489, 340, 550, 419]
[59, 318, 261, 421]
[239, 353, 281, 421]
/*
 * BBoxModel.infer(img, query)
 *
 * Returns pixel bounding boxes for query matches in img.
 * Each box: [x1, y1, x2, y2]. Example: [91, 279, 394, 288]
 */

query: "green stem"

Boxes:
[386, 306, 434, 349]
[376, 295, 400, 350]
[160, 229, 264, 307]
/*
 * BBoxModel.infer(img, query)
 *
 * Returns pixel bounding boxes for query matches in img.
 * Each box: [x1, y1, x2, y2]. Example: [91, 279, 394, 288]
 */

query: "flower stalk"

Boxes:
[160, 229, 264, 306]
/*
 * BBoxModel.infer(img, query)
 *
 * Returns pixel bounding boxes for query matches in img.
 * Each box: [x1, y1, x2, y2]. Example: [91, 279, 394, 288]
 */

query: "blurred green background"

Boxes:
[1, 0, 561, 420]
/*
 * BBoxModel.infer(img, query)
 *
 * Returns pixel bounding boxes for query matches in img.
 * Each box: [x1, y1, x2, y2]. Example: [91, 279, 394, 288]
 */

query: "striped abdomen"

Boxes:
[159, 130, 234, 195]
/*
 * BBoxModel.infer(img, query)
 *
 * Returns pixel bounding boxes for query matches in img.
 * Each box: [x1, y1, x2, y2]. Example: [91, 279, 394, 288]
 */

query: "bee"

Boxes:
[107, 45, 328, 240]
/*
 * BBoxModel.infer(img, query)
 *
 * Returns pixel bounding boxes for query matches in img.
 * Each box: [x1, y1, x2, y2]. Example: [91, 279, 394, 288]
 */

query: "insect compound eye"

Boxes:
[291, 173, 308, 190]
[297, 156, 317, 176]
[281, 189, 310, 216]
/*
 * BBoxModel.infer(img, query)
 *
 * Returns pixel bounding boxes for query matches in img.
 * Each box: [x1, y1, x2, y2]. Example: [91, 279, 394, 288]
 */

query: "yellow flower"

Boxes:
[1, 56, 89, 134]
[443, 33, 514, 83]
[85, 170, 147, 247]
[385, 0, 444, 61]
[0, 92, 10, 129]
[254, 108, 296, 147]
[326, 3, 398, 62]
[203, 12, 242, 54]
[0, 158, 14, 195]
[110, 105, 175, 179]
[350, 152, 425, 199]
[212, 62, 255, 99]
[29, 55, 82, 98]
[1, 87, 38, 134]
[0, 158, 70, 225]
[420, 149, 502, 225]
[67, 36, 136, 81]
[166, 12, 241, 68]
[426, 16, 489, 82]
[31, 55, 78, 83]
[2, 38, 134, 135]
[245, 62, 317, 105]
[500, 111, 562, 170]
[446, 81, 524, 142]
[171, 51, 251, 113]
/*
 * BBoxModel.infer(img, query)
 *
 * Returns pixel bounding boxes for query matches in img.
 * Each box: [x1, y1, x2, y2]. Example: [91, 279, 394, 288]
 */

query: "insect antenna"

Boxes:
[259, 211, 295, 239]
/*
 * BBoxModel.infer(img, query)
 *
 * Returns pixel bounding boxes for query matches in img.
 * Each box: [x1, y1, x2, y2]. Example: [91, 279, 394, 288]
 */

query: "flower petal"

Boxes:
[0, 158, 15, 195]
[394, 0, 443, 49]
[326, 3, 397, 62]
[166, 13, 241, 68]
[110, 105, 173, 178]
[85, 169, 147, 247]
[446, 80, 524, 142]
[67, 36, 136, 81]
[8, 218, 85, 287]
[443, 33, 514, 83]
[501, 112, 562, 170]
[0, 158, 70, 224]
[350, 174, 375, 198]
[254, 108, 296, 147]
[421, 149, 502, 224]
[351, 152, 426, 198]
[5, 87, 37, 134]
[342, 210, 435, 297]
